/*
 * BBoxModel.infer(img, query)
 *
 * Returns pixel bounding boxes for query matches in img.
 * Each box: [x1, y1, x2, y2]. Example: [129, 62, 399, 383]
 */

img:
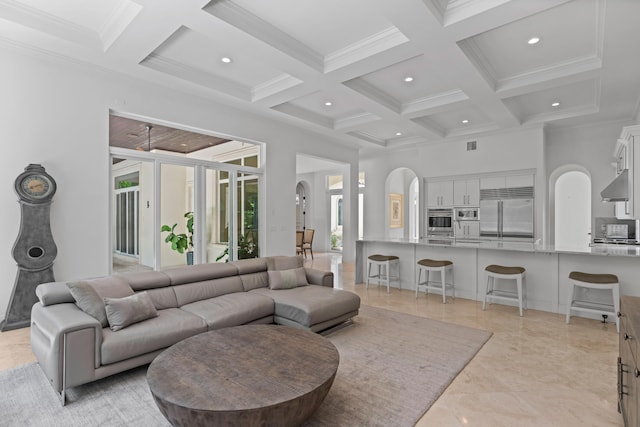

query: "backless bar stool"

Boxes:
[416, 259, 454, 303]
[566, 271, 620, 333]
[482, 264, 526, 316]
[366, 254, 400, 293]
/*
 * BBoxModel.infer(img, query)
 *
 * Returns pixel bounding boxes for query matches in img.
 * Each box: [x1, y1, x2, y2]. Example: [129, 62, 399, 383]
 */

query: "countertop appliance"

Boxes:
[592, 217, 639, 245]
[454, 207, 479, 221]
[427, 208, 453, 236]
[480, 187, 534, 239]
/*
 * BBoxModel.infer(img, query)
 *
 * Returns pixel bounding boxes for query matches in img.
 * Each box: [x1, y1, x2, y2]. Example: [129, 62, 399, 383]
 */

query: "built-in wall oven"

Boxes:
[427, 208, 453, 236]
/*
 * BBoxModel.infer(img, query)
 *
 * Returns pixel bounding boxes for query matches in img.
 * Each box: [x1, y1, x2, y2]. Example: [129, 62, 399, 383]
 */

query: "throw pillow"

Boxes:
[104, 292, 158, 332]
[67, 281, 109, 327]
[268, 267, 308, 290]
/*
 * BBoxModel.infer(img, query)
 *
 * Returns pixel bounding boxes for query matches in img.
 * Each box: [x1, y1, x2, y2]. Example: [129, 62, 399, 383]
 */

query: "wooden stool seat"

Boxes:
[485, 264, 525, 275]
[417, 259, 452, 268]
[416, 259, 454, 303]
[568, 271, 618, 284]
[482, 264, 527, 316]
[368, 254, 399, 262]
[366, 255, 400, 293]
[566, 271, 620, 333]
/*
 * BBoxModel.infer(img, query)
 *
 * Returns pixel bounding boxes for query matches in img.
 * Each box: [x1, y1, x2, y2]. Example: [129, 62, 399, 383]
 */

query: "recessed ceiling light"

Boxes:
[395, 132, 403, 136]
[462, 119, 469, 124]
[324, 101, 333, 106]
[551, 101, 560, 107]
[404, 76, 414, 83]
[180, 143, 188, 147]
[221, 57, 232, 63]
[527, 37, 541, 45]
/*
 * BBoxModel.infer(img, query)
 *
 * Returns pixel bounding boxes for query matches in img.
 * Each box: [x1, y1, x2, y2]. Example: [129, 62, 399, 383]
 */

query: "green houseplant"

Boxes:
[215, 230, 259, 262]
[161, 211, 194, 264]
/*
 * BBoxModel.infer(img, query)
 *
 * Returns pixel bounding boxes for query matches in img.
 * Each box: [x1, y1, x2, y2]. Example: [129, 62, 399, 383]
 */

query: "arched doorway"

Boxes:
[296, 182, 307, 231]
[554, 170, 591, 247]
[386, 168, 419, 239]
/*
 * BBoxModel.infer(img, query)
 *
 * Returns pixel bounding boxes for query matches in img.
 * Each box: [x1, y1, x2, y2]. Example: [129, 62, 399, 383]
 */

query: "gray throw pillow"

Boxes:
[67, 281, 108, 327]
[268, 267, 309, 290]
[104, 292, 158, 332]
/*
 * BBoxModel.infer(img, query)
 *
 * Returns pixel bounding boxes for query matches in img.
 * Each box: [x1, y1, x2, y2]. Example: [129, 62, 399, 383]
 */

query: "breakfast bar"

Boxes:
[356, 238, 640, 318]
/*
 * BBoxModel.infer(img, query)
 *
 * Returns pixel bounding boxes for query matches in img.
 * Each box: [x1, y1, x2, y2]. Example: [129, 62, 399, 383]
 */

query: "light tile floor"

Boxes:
[0, 253, 623, 426]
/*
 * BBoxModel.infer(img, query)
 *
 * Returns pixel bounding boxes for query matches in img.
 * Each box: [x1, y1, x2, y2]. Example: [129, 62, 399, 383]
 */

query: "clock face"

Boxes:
[20, 174, 53, 199]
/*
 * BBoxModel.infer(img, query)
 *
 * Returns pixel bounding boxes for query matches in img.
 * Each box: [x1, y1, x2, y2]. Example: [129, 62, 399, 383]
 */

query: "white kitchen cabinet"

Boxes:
[480, 174, 534, 190]
[427, 180, 453, 207]
[506, 174, 534, 188]
[480, 176, 505, 190]
[620, 125, 640, 217]
[617, 139, 629, 174]
[454, 221, 480, 238]
[454, 179, 479, 206]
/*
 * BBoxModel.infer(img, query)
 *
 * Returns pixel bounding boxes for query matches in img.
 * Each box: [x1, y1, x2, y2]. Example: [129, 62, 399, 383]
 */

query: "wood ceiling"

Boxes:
[109, 116, 230, 154]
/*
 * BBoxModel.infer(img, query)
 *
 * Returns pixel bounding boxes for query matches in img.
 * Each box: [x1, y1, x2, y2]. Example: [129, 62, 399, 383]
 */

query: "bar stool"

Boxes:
[482, 264, 526, 316]
[366, 254, 400, 293]
[416, 259, 454, 303]
[566, 271, 620, 333]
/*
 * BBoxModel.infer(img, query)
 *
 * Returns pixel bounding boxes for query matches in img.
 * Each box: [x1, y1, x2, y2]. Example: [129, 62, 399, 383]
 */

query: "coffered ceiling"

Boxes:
[1, 0, 639, 151]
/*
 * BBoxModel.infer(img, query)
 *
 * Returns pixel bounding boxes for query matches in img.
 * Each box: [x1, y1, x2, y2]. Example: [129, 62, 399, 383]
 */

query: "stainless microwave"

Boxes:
[454, 207, 479, 221]
[427, 208, 453, 235]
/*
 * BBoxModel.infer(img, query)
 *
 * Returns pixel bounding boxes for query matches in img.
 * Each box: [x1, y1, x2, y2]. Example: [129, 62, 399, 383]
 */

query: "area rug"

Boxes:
[0, 305, 491, 427]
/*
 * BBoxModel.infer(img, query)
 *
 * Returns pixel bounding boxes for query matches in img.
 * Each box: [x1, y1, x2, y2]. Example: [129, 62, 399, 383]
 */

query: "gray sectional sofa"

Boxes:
[29, 256, 360, 404]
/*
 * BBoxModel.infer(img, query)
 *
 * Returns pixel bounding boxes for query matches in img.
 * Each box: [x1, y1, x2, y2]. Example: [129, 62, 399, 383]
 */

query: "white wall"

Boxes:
[546, 120, 633, 240]
[361, 127, 545, 240]
[0, 45, 358, 319]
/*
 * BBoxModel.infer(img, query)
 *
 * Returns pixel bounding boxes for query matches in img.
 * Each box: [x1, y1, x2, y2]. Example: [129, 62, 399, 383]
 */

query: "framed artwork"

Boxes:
[389, 193, 403, 228]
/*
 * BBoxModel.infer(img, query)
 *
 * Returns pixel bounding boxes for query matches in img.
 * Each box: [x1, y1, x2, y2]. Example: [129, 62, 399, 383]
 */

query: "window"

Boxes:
[114, 179, 139, 256]
[109, 119, 263, 272]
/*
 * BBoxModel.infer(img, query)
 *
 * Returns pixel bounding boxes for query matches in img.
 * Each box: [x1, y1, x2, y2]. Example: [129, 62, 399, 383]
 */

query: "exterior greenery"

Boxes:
[160, 211, 194, 254]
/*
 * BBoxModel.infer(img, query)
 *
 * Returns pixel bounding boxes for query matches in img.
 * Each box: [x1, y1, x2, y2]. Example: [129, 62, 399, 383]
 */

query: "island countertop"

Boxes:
[357, 236, 640, 257]
[356, 237, 640, 317]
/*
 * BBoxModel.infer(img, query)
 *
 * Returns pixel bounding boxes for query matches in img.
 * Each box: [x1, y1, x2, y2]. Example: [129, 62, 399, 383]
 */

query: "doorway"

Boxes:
[296, 182, 307, 231]
[555, 170, 591, 247]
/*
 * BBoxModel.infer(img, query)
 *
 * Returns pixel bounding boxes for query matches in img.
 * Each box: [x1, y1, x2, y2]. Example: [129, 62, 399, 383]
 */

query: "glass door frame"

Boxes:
[109, 146, 264, 271]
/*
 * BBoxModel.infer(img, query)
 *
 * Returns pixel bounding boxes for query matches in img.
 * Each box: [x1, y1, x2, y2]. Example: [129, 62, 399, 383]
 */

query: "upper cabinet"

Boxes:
[619, 125, 640, 218]
[480, 174, 534, 190]
[454, 179, 479, 206]
[427, 180, 453, 207]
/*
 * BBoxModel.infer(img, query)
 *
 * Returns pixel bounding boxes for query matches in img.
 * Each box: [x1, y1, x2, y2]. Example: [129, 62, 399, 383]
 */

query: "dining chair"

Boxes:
[303, 228, 315, 259]
[295, 231, 304, 256]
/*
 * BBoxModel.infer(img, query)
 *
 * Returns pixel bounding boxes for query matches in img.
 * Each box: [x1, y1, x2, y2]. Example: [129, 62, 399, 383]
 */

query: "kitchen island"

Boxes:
[356, 237, 640, 318]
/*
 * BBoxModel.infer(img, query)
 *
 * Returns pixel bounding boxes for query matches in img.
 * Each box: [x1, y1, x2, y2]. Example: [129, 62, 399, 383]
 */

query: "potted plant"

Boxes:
[161, 211, 194, 265]
[215, 230, 259, 262]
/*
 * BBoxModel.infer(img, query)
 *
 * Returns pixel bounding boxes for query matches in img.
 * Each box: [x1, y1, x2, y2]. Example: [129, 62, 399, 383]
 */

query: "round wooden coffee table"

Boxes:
[147, 325, 339, 427]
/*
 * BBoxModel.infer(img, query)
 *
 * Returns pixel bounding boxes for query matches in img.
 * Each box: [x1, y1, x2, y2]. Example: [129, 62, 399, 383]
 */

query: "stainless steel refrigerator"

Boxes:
[480, 196, 534, 239]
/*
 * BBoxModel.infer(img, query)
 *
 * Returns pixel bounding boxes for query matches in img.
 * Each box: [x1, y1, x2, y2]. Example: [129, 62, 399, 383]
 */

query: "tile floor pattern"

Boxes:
[0, 253, 623, 426]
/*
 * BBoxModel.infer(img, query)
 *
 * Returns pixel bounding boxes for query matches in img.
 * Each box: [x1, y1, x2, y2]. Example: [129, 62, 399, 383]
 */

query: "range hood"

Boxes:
[601, 169, 629, 202]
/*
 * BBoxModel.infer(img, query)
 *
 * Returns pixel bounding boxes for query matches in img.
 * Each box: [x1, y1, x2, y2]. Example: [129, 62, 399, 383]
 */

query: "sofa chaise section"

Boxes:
[251, 285, 360, 332]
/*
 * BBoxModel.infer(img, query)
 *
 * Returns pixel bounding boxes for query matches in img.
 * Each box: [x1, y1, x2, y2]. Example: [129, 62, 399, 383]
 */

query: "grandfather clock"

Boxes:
[1, 164, 57, 331]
